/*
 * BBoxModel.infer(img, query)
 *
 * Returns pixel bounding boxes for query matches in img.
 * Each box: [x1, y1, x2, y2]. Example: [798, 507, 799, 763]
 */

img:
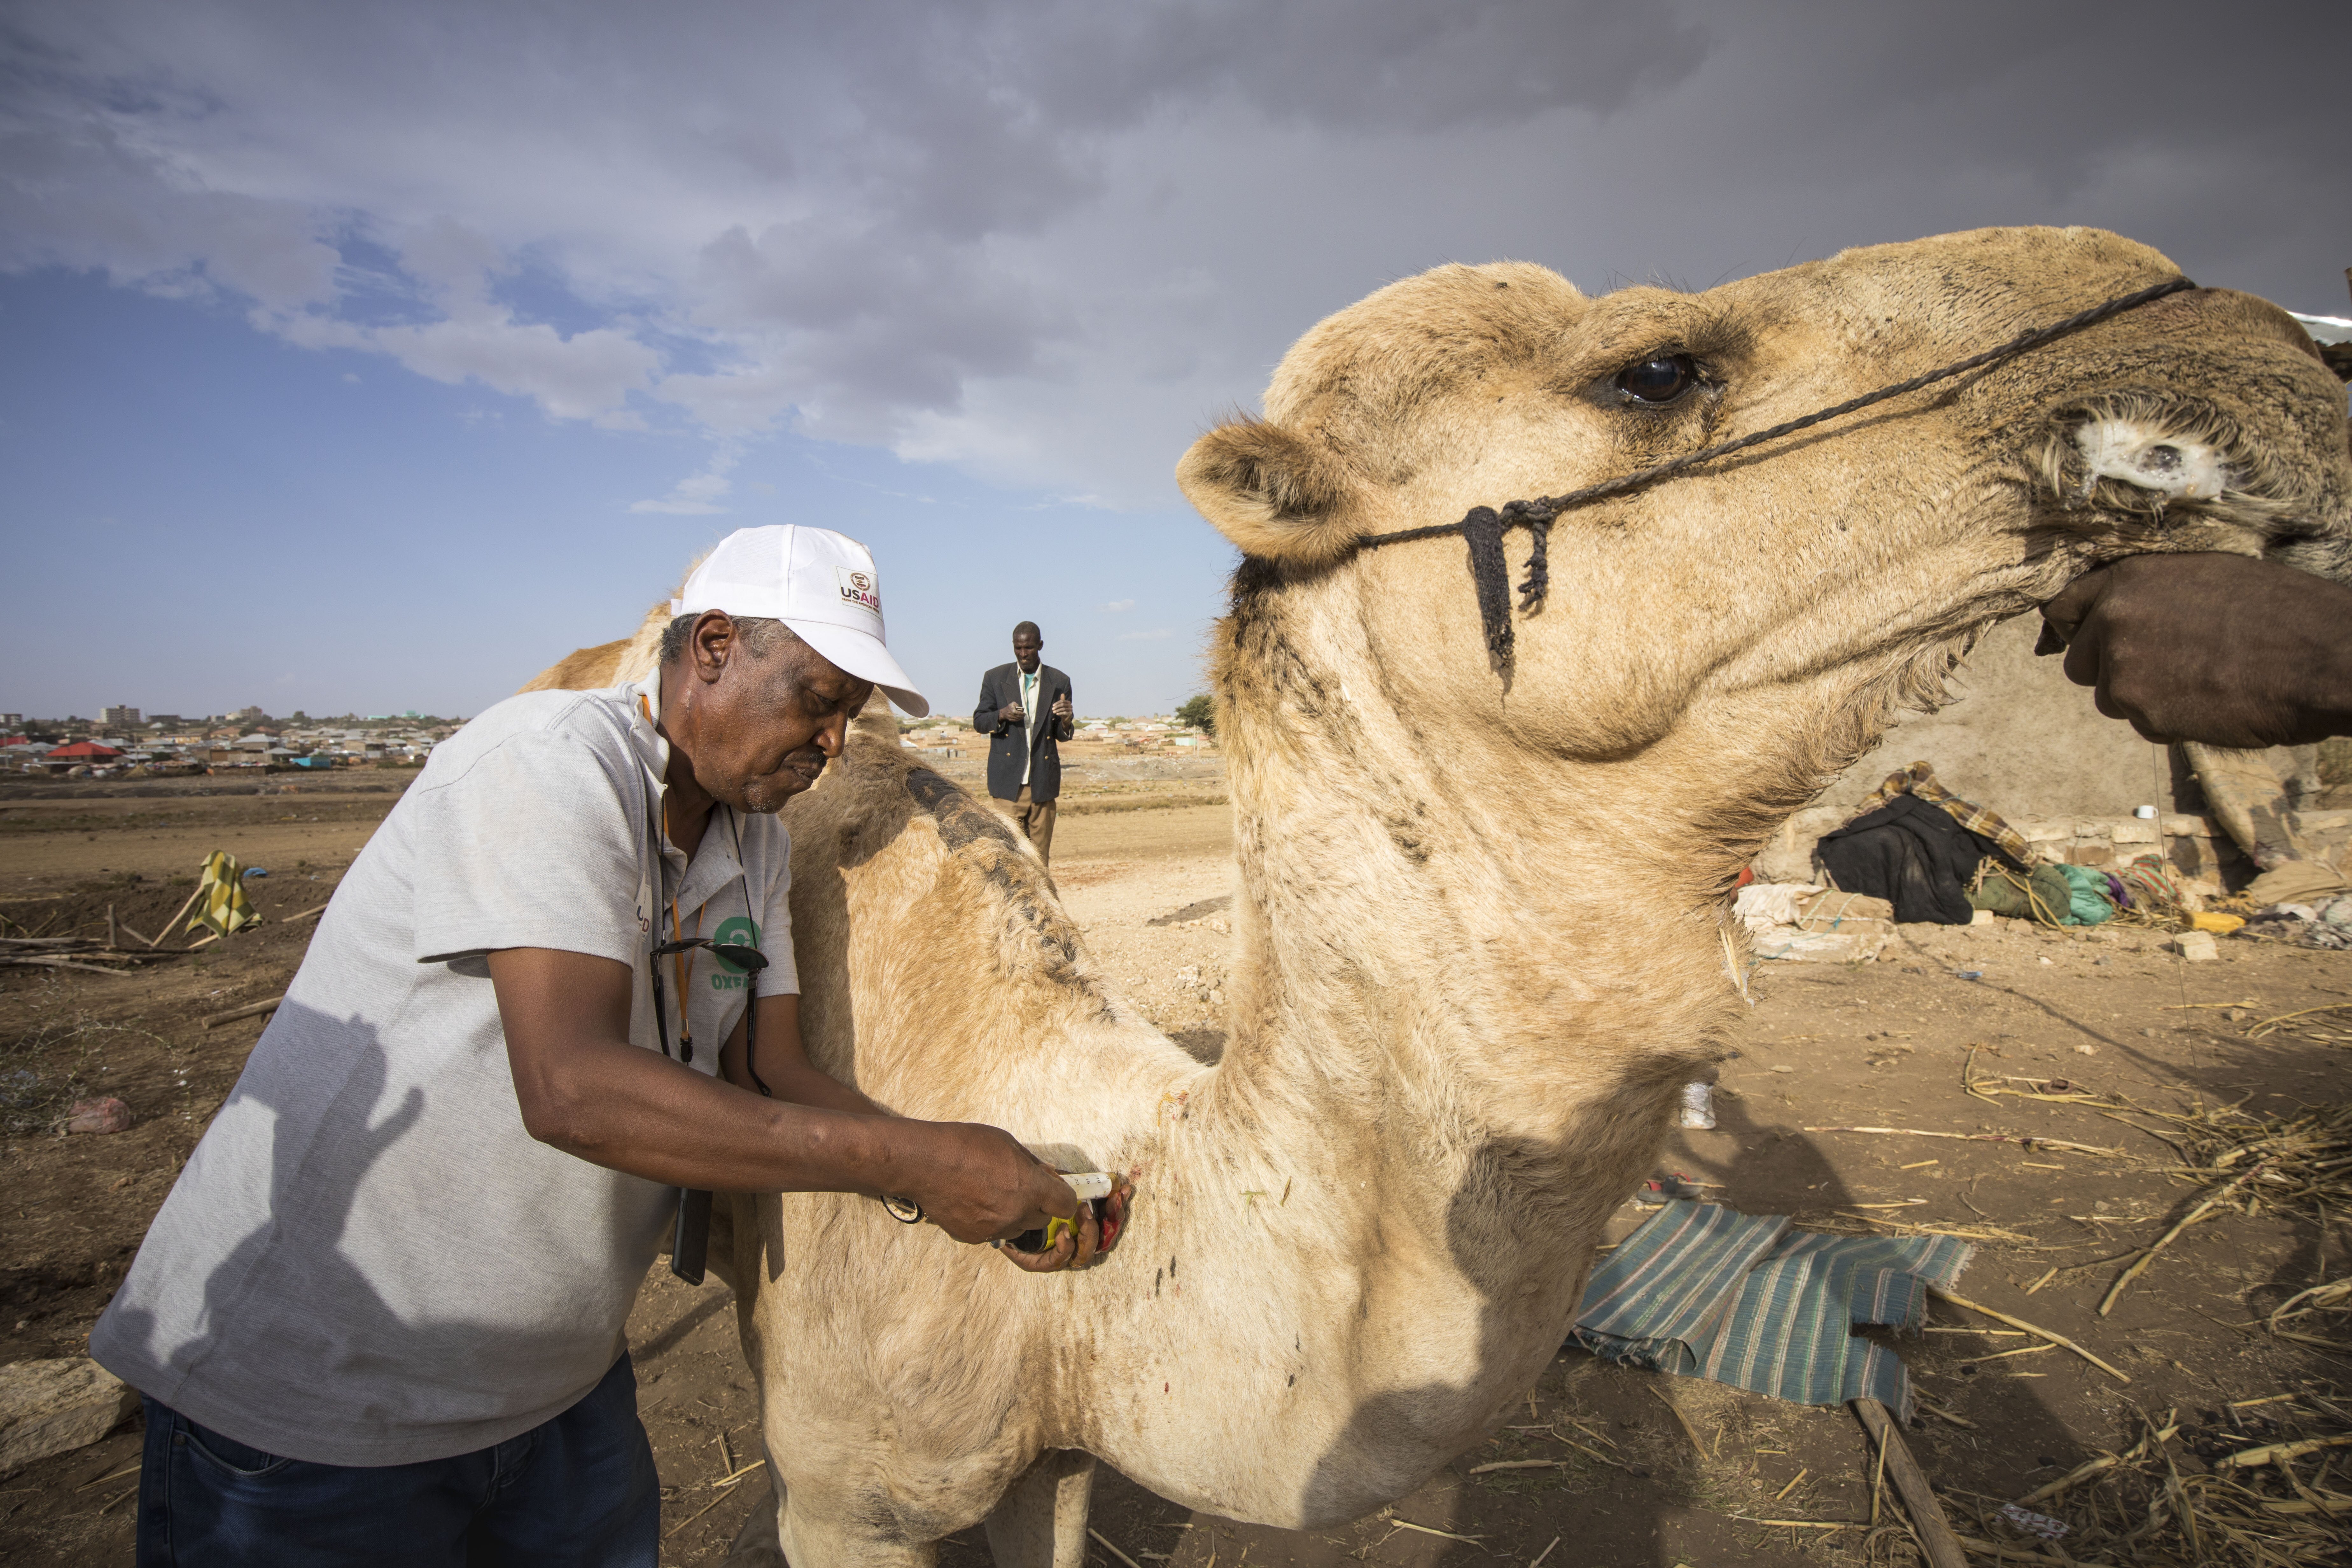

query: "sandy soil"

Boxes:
[3, 778, 2348, 1565]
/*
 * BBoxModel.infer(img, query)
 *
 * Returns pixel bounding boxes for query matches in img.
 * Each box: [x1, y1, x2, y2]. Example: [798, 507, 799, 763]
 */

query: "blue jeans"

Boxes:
[136, 1353, 659, 1566]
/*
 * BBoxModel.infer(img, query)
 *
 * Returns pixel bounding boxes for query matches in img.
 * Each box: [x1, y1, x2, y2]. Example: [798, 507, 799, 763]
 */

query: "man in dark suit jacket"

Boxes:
[973, 621, 1074, 864]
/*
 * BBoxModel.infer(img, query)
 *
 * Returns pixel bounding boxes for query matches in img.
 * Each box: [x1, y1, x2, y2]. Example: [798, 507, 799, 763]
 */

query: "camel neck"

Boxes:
[1201, 574, 1738, 1258]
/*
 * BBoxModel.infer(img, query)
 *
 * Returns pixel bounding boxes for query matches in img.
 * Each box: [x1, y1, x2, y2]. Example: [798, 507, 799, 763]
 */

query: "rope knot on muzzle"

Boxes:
[1462, 502, 1556, 662]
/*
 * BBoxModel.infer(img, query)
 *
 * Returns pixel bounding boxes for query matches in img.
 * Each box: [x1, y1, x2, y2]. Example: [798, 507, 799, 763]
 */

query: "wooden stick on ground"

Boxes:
[2016, 1424, 2179, 1505]
[2217, 1433, 2352, 1469]
[1804, 1126, 2124, 1158]
[2098, 1163, 2267, 1316]
[284, 902, 331, 924]
[204, 994, 287, 1030]
[1650, 1385, 1710, 1459]
[1088, 1528, 1147, 1568]
[1927, 1287, 2131, 1383]
[0, 956, 143, 976]
[1850, 1398, 1967, 1568]
[149, 884, 205, 948]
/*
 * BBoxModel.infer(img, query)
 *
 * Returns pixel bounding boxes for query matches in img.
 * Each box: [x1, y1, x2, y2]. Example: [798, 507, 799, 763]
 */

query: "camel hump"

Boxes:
[810, 697, 1102, 1005]
[519, 596, 673, 693]
[851, 690, 900, 745]
[517, 636, 634, 693]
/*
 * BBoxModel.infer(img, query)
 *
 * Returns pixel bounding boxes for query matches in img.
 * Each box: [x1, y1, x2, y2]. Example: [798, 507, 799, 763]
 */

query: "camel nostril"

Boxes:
[2070, 417, 2229, 502]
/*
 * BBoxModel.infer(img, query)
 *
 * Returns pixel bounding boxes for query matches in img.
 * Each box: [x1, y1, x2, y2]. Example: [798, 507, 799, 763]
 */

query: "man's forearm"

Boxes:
[518, 1034, 926, 1196]
[720, 1026, 887, 1119]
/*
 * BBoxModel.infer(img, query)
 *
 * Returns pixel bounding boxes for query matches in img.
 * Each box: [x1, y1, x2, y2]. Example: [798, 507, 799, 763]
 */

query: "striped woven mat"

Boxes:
[1571, 1201, 1974, 1419]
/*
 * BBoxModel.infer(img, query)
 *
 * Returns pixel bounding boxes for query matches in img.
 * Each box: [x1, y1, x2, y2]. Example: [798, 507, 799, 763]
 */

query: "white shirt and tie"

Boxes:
[1018, 667, 1041, 786]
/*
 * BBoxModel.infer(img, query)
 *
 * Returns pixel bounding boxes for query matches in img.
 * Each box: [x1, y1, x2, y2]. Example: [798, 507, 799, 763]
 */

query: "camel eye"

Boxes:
[1616, 354, 1697, 405]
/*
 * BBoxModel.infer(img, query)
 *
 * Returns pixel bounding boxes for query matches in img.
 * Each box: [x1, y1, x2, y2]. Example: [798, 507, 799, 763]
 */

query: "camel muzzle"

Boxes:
[2032, 389, 2313, 539]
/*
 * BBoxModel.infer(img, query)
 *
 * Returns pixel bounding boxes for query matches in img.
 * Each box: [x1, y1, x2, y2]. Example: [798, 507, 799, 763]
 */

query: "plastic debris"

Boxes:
[65, 1097, 132, 1135]
[1997, 1502, 2070, 1540]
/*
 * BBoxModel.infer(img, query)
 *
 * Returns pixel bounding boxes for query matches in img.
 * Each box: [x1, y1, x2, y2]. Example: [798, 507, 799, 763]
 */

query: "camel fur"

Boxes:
[520, 226, 2352, 1568]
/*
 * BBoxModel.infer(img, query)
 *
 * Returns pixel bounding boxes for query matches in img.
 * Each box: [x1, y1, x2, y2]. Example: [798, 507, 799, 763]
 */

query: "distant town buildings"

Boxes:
[0, 705, 472, 777]
[894, 711, 1215, 759]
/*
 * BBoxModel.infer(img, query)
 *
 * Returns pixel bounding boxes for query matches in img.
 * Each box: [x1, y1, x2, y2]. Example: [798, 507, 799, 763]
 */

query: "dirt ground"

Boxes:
[3, 774, 2347, 1565]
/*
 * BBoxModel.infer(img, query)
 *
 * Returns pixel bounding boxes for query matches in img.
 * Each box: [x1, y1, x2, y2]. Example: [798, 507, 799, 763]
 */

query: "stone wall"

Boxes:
[1758, 803, 2352, 891]
[1824, 613, 2187, 819]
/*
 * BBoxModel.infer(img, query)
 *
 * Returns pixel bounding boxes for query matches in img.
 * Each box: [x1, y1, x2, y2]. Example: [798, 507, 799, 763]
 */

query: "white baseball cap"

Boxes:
[672, 525, 929, 717]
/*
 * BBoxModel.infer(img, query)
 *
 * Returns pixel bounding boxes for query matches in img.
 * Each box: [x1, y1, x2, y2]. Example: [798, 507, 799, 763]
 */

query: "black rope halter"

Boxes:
[1351, 276, 2199, 662]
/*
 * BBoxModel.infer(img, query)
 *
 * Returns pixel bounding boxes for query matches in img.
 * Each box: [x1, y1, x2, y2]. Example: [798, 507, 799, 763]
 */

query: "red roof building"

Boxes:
[45, 741, 124, 760]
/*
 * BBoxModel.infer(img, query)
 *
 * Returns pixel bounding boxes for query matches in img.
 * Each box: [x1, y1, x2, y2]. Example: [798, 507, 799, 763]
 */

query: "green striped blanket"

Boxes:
[1571, 1201, 1973, 1419]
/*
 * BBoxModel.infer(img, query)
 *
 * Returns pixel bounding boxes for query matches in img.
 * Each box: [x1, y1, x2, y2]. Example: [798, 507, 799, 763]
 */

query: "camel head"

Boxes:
[1178, 227, 2351, 848]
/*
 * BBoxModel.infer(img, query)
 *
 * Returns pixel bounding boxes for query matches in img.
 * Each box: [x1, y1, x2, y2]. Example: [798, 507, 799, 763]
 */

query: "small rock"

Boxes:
[1769, 1065, 1795, 1074]
[65, 1098, 132, 1136]
[2074, 1044, 2098, 1056]
[2224, 1007, 2249, 1023]
[0, 1358, 137, 1477]
[2170, 932, 2219, 963]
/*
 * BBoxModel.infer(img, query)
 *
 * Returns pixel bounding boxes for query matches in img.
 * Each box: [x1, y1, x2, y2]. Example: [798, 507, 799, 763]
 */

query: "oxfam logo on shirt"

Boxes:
[710, 915, 762, 989]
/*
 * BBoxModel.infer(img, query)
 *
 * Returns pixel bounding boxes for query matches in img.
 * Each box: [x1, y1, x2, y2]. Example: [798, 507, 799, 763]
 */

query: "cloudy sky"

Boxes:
[4, 0, 2345, 720]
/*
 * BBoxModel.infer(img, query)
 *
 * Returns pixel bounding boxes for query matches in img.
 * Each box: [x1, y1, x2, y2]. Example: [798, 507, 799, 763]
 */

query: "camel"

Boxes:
[524, 226, 2352, 1568]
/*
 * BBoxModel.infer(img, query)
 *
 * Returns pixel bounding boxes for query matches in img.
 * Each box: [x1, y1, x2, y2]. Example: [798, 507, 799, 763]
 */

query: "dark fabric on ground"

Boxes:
[1816, 793, 2007, 925]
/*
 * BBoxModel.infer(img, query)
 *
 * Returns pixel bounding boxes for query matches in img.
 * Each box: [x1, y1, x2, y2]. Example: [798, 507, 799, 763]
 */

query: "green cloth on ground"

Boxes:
[1968, 862, 2077, 925]
[1571, 1201, 1974, 1420]
[2054, 863, 2116, 925]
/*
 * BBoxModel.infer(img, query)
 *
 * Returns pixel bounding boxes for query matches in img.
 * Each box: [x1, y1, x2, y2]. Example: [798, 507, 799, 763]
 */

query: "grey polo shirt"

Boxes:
[90, 678, 796, 1466]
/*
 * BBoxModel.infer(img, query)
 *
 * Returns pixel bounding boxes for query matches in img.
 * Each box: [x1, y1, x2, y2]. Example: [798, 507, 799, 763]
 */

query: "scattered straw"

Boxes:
[2265, 1277, 2352, 1352]
[2094, 1100, 2352, 1320]
[1964, 1400, 2352, 1566]
[2245, 1004, 2352, 1044]
[1928, 1288, 2131, 1383]
[2099, 1162, 2271, 1316]
[1806, 1126, 2123, 1158]
[1090, 1529, 1147, 1568]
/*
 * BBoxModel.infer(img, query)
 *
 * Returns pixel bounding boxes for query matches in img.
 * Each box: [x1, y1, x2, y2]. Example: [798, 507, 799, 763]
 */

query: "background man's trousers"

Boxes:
[1010, 786, 1056, 865]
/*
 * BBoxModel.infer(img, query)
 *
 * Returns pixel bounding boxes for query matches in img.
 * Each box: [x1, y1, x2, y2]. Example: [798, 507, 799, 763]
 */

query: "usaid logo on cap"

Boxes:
[835, 567, 880, 615]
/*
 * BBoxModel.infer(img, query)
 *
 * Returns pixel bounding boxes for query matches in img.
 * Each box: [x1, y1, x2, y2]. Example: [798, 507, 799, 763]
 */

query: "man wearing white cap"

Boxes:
[94, 526, 1105, 1565]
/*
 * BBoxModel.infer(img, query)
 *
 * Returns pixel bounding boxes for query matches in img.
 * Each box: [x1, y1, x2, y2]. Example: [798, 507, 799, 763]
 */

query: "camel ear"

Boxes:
[1176, 418, 1362, 565]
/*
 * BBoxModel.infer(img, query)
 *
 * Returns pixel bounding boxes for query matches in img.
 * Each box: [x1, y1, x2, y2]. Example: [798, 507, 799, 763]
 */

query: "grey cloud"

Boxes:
[993, 0, 1711, 132]
[1, 0, 2344, 507]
